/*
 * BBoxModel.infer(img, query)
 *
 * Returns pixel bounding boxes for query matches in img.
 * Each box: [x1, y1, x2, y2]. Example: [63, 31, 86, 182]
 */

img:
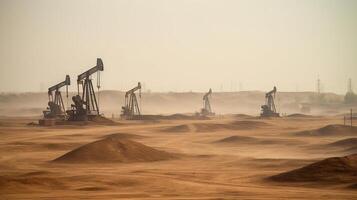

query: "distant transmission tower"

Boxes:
[317, 77, 321, 95]
[348, 78, 353, 93]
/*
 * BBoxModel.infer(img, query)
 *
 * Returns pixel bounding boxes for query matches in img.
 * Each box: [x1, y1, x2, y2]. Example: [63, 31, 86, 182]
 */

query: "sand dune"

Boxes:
[0, 175, 65, 189]
[305, 137, 357, 155]
[0, 171, 67, 192]
[229, 120, 270, 128]
[215, 135, 301, 145]
[194, 120, 270, 132]
[292, 125, 357, 137]
[101, 132, 146, 140]
[139, 114, 209, 120]
[215, 135, 259, 143]
[9, 141, 81, 151]
[161, 124, 191, 133]
[233, 114, 255, 119]
[270, 154, 357, 183]
[2, 115, 357, 199]
[327, 138, 357, 148]
[323, 138, 357, 153]
[286, 113, 316, 118]
[53, 137, 178, 163]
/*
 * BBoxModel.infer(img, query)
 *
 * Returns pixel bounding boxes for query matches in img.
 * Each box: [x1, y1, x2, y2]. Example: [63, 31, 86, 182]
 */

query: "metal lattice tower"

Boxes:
[348, 78, 353, 93]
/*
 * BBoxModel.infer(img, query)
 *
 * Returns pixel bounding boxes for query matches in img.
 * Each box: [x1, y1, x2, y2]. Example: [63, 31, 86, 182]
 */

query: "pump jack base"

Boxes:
[260, 113, 280, 118]
[39, 115, 115, 126]
[38, 118, 59, 126]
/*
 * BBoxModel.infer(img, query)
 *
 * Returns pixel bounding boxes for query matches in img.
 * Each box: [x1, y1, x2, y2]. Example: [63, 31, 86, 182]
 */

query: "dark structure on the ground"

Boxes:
[42, 75, 71, 120]
[121, 82, 141, 119]
[261, 86, 280, 117]
[67, 58, 104, 121]
[345, 78, 357, 104]
[200, 88, 214, 116]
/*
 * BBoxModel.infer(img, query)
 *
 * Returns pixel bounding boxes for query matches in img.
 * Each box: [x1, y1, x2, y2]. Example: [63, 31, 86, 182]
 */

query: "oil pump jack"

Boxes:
[42, 75, 71, 120]
[200, 88, 214, 116]
[260, 86, 280, 117]
[121, 82, 141, 120]
[67, 58, 104, 121]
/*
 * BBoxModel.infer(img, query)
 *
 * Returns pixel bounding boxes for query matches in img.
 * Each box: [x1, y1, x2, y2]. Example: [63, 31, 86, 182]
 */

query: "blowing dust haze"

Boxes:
[1, 1, 357, 200]
[0, 0, 356, 93]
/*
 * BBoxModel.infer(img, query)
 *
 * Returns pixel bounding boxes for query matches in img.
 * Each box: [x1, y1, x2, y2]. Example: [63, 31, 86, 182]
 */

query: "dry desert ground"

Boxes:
[1, 114, 357, 199]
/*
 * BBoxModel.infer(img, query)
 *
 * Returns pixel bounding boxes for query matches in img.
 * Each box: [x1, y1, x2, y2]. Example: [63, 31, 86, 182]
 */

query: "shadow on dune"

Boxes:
[291, 125, 357, 137]
[160, 125, 191, 133]
[194, 120, 271, 132]
[314, 138, 357, 154]
[214, 135, 302, 146]
[100, 132, 146, 140]
[270, 154, 357, 185]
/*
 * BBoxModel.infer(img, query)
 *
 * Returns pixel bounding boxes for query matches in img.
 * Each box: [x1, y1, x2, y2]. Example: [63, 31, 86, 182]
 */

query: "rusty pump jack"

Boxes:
[43, 75, 71, 120]
[200, 88, 214, 116]
[67, 58, 104, 121]
[260, 86, 280, 117]
[121, 82, 141, 120]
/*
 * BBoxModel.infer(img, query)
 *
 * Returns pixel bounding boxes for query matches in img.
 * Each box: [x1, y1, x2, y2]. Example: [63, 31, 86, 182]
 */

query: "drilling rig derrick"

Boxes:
[67, 58, 104, 121]
[260, 86, 280, 117]
[121, 82, 141, 120]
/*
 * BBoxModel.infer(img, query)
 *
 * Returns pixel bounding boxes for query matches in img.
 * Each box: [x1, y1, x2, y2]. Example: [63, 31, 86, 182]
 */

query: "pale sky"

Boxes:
[0, 0, 356, 94]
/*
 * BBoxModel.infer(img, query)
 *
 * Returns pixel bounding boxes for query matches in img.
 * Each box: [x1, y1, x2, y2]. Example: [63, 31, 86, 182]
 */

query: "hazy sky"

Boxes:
[0, 0, 356, 94]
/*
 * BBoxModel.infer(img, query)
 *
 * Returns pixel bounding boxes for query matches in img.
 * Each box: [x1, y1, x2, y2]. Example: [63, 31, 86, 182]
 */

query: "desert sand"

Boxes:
[1, 114, 357, 199]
